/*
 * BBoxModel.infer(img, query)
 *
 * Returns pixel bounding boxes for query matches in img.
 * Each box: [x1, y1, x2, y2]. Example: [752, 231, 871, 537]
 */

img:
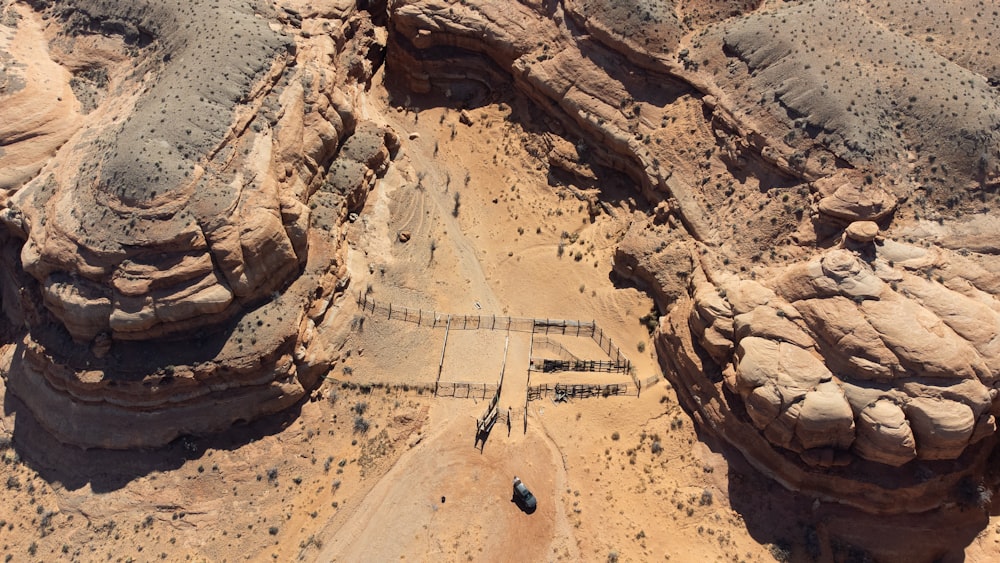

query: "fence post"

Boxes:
[388, 302, 392, 320]
[436, 317, 452, 396]
[418, 309, 422, 326]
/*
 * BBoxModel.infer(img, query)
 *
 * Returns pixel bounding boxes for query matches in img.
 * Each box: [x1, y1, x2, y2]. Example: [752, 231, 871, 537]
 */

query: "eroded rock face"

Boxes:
[0, 0, 396, 448]
[661, 238, 1000, 511]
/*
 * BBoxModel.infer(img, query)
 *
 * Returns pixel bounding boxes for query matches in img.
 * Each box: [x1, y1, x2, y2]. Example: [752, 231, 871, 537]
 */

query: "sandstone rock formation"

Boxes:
[660, 238, 1000, 512]
[0, 0, 396, 448]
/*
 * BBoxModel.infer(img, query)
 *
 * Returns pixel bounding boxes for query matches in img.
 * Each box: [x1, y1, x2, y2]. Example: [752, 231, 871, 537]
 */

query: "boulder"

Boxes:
[845, 221, 879, 243]
[853, 400, 917, 466]
[795, 381, 856, 450]
[818, 182, 897, 222]
[905, 397, 975, 460]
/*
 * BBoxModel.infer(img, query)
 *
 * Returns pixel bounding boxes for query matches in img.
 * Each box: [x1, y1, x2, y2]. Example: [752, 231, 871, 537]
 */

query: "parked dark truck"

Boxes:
[512, 476, 537, 513]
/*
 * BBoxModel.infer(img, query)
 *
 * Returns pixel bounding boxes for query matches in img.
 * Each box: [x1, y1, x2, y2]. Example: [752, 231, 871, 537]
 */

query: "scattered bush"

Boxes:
[354, 416, 371, 434]
[768, 542, 792, 562]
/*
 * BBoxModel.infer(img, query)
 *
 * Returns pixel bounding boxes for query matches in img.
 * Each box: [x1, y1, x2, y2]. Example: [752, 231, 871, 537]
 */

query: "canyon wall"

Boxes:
[0, 0, 397, 448]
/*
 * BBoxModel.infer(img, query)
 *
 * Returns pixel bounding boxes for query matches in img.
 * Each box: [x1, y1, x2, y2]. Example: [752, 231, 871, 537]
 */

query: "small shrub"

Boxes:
[353, 402, 368, 415]
[956, 476, 993, 509]
[353, 416, 370, 434]
[268, 526, 279, 536]
[768, 543, 792, 562]
[611, 432, 620, 441]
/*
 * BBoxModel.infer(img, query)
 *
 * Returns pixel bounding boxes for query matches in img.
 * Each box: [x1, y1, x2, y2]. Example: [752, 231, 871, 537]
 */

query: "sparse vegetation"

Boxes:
[354, 416, 371, 434]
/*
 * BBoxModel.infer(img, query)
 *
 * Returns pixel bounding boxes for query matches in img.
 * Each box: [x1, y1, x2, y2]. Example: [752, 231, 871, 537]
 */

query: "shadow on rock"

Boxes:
[3, 387, 307, 494]
[720, 431, 989, 562]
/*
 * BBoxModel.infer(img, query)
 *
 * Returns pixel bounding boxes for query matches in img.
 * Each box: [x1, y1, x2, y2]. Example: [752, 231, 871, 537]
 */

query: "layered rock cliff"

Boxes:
[0, 0, 397, 448]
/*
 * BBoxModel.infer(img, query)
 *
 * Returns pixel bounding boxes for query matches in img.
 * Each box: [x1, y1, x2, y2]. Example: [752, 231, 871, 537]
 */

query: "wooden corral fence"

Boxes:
[531, 358, 632, 375]
[358, 293, 635, 379]
[357, 293, 535, 332]
[322, 377, 436, 395]
[476, 334, 508, 435]
[526, 382, 634, 401]
[435, 381, 498, 399]
[529, 336, 579, 362]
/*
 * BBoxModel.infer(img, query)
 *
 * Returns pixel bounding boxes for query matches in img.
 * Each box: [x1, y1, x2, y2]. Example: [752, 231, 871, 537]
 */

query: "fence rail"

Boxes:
[530, 358, 632, 375]
[526, 382, 634, 401]
[530, 336, 580, 362]
[435, 381, 498, 399]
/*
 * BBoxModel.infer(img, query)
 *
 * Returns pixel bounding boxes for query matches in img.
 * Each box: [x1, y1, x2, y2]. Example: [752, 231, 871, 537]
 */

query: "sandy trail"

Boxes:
[351, 82, 503, 316]
[317, 401, 574, 561]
